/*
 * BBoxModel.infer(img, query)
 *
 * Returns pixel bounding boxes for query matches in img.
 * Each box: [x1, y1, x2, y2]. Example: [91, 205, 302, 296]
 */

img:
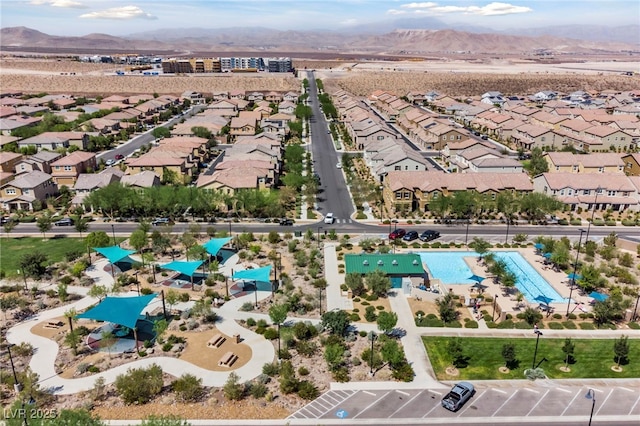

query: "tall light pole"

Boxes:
[566, 229, 586, 317]
[7, 344, 20, 392]
[111, 224, 117, 246]
[368, 331, 377, 376]
[492, 295, 499, 322]
[532, 329, 543, 369]
[585, 389, 596, 426]
[584, 187, 601, 242]
[632, 292, 640, 322]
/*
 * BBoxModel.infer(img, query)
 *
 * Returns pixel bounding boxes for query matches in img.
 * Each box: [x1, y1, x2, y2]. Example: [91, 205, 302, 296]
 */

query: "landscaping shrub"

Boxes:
[246, 318, 257, 327]
[464, 320, 479, 328]
[548, 322, 564, 330]
[263, 328, 278, 340]
[115, 364, 163, 404]
[359, 330, 367, 337]
[445, 321, 462, 328]
[628, 322, 640, 330]
[172, 373, 204, 402]
[514, 321, 532, 329]
[350, 313, 361, 322]
[579, 322, 596, 330]
[552, 313, 562, 320]
[496, 320, 515, 329]
[568, 313, 577, 320]
[262, 362, 280, 377]
[562, 321, 577, 329]
[249, 382, 268, 399]
[162, 342, 173, 351]
[364, 306, 377, 322]
[416, 317, 444, 327]
[486, 321, 498, 328]
[376, 305, 385, 310]
[298, 366, 310, 376]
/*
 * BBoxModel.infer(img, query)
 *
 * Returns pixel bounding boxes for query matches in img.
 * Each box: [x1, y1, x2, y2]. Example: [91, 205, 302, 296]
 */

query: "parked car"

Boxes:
[324, 213, 335, 224]
[441, 382, 475, 412]
[54, 218, 74, 226]
[388, 228, 406, 240]
[278, 218, 294, 226]
[419, 230, 441, 242]
[402, 231, 419, 241]
[151, 218, 171, 226]
[336, 162, 342, 169]
[115, 154, 124, 160]
[105, 159, 115, 166]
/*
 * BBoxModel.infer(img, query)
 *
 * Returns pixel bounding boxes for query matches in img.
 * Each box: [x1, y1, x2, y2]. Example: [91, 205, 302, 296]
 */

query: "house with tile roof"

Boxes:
[50, 151, 97, 186]
[544, 152, 625, 174]
[17, 131, 92, 151]
[533, 172, 639, 212]
[1, 170, 57, 211]
[511, 124, 560, 150]
[621, 153, 640, 177]
[120, 170, 160, 189]
[383, 171, 532, 213]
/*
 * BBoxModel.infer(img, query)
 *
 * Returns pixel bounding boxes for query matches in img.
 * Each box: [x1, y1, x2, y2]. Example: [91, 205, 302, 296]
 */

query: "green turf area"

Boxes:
[0, 237, 123, 278]
[423, 336, 639, 380]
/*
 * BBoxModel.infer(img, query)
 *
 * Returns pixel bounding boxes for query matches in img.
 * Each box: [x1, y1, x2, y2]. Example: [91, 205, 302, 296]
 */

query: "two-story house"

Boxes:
[50, 151, 97, 186]
[1, 170, 57, 211]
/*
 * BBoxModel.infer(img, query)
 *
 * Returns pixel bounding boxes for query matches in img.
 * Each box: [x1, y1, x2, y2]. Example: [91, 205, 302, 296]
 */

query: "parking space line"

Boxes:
[522, 388, 540, 394]
[396, 390, 410, 396]
[556, 387, 572, 393]
[363, 391, 376, 396]
[457, 390, 488, 416]
[492, 388, 508, 394]
[352, 391, 391, 419]
[492, 390, 519, 417]
[313, 400, 331, 411]
[620, 387, 634, 392]
[627, 394, 640, 415]
[526, 389, 550, 416]
[293, 409, 310, 418]
[389, 390, 424, 418]
[595, 389, 615, 416]
[303, 404, 324, 416]
[561, 391, 583, 416]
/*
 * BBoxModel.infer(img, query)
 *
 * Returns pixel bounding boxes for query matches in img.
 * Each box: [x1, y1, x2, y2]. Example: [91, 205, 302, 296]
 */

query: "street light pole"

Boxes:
[111, 224, 117, 246]
[492, 295, 499, 322]
[7, 344, 20, 392]
[318, 287, 323, 315]
[585, 188, 600, 242]
[532, 329, 543, 369]
[505, 215, 510, 244]
[566, 229, 586, 317]
[585, 389, 596, 426]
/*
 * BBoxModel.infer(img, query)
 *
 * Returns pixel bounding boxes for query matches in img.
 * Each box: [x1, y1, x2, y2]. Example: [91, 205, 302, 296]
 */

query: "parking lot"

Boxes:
[288, 383, 640, 422]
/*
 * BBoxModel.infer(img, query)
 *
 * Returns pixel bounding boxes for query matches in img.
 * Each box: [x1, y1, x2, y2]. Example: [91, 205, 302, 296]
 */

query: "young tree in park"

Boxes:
[562, 337, 575, 369]
[448, 338, 466, 368]
[172, 373, 204, 402]
[36, 214, 52, 239]
[65, 330, 81, 356]
[614, 335, 630, 368]
[223, 372, 244, 400]
[88, 284, 108, 301]
[3, 220, 17, 234]
[100, 330, 116, 357]
[129, 230, 148, 265]
[165, 289, 179, 314]
[269, 303, 289, 359]
[469, 237, 491, 260]
[345, 273, 366, 297]
[522, 306, 543, 326]
[279, 360, 300, 394]
[436, 292, 457, 323]
[501, 343, 517, 369]
[376, 311, 398, 334]
[365, 269, 391, 297]
[153, 318, 168, 344]
[19, 251, 48, 279]
[321, 310, 351, 336]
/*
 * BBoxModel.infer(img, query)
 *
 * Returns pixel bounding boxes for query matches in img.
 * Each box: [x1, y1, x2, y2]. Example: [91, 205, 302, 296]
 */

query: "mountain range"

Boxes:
[1, 21, 638, 57]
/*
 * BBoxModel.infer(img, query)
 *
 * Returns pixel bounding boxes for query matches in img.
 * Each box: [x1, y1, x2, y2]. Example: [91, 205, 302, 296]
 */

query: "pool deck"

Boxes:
[415, 247, 592, 318]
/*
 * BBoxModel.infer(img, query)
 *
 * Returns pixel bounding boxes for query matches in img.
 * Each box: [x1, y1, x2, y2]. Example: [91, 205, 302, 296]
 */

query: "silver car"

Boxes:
[441, 382, 474, 411]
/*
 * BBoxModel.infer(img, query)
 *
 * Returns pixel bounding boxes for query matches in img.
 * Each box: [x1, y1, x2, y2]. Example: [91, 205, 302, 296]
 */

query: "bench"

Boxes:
[218, 351, 238, 367]
[44, 321, 63, 329]
[207, 333, 226, 348]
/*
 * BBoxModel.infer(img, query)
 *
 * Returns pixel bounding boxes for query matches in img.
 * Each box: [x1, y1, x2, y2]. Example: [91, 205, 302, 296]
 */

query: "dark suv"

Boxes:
[279, 218, 294, 226]
[402, 231, 419, 241]
[388, 228, 406, 240]
[419, 230, 441, 242]
[54, 218, 74, 226]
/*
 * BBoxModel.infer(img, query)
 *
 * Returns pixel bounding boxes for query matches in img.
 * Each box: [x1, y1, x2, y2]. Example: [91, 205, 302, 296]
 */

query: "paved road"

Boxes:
[306, 71, 354, 222]
[96, 104, 206, 164]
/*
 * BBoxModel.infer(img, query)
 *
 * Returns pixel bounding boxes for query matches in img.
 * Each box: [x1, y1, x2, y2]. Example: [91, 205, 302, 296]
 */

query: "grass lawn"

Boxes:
[1, 236, 121, 279]
[423, 336, 640, 380]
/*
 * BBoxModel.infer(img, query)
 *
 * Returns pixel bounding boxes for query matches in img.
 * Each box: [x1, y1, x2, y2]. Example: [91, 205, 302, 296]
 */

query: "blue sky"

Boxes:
[1, 1, 638, 36]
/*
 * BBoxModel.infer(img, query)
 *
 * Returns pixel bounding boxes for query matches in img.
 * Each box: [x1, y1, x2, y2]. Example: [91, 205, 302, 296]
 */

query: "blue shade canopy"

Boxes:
[589, 291, 609, 302]
[160, 260, 204, 277]
[76, 294, 157, 329]
[567, 273, 582, 281]
[534, 243, 544, 250]
[542, 253, 552, 259]
[93, 246, 136, 264]
[534, 294, 553, 306]
[233, 265, 273, 291]
[203, 237, 232, 256]
[468, 274, 486, 283]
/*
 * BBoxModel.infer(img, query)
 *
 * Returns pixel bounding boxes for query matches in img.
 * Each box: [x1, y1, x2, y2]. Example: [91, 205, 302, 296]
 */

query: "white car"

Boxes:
[336, 163, 342, 169]
[324, 213, 335, 224]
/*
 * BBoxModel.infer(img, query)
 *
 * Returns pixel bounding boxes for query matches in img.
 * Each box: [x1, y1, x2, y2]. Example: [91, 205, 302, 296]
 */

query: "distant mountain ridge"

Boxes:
[1, 24, 637, 56]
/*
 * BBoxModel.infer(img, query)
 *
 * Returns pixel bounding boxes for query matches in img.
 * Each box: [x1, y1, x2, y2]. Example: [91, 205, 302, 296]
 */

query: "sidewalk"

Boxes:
[323, 243, 353, 311]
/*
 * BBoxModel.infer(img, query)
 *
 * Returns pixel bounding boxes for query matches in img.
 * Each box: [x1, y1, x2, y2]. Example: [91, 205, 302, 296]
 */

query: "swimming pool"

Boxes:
[419, 251, 567, 304]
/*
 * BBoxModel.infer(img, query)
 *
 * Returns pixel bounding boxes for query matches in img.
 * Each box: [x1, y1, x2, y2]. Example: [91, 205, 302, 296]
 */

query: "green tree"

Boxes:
[436, 292, 457, 323]
[524, 147, 549, 177]
[57, 282, 69, 302]
[191, 126, 212, 139]
[129, 229, 148, 265]
[100, 330, 116, 357]
[279, 360, 299, 394]
[86, 231, 111, 249]
[73, 215, 90, 238]
[64, 330, 81, 356]
[345, 273, 366, 297]
[153, 318, 168, 343]
[172, 373, 204, 402]
[152, 127, 171, 139]
[321, 310, 351, 336]
[577, 264, 606, 293]
[165, 289, 179, 313]
[115, 364, 163, 404]
[36, 214, 52, 239]
[269, 303, 289, 359]
[551, 243, 570, 269]
[501, 343, 517, 369]
[223, 372, 244, 400]
[428, 194, 450, 220]
[88, 284, 108, 301]
[365, 269, 391, 297]
[522, 306, 543, 326]
[3, 220, 17, 234]
[376, 311, 398, 334]
[562, 337, 575, 368]
[613, 335, 630, 368]
[448, 338, 466, 368]
[469, 237, 491, 259]
[19, 251, 48, 279]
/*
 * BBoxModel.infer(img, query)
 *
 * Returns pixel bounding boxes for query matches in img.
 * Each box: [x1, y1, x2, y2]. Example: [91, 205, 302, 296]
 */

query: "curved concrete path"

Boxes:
[6, 258, 275, 395]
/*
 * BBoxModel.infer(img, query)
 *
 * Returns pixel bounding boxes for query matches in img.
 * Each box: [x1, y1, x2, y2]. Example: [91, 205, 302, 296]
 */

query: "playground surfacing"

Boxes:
[85, 320, 155, 353]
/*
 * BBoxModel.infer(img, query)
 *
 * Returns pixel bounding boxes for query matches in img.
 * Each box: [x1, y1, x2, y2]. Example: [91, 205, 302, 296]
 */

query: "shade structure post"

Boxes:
[133, 327, 139, 353]
[161, 290, 167, 320]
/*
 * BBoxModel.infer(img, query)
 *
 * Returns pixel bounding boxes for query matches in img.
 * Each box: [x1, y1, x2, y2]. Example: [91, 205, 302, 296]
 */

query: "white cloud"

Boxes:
[393, 1, 532, 17]
[340, 18, 358, 26]
[387, 9, 407, 15]
[30, 0, 87, 8]
[79, 5, 157, 20]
